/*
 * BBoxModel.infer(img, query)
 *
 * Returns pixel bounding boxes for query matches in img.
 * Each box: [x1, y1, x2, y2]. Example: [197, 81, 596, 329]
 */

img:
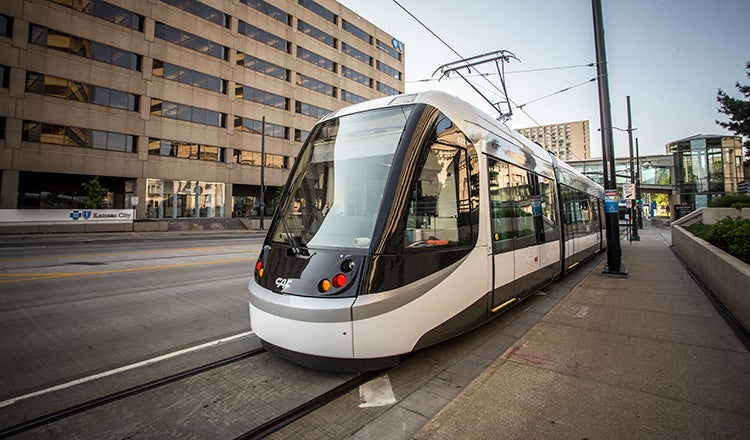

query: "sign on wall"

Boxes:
[0, 209, 134, 225]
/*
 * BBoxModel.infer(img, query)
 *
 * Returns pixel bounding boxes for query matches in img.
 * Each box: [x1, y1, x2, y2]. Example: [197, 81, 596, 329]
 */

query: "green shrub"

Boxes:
[707, 194, 750, 209]
[686, 222, 711, 239]
[689, 216, 750, 264]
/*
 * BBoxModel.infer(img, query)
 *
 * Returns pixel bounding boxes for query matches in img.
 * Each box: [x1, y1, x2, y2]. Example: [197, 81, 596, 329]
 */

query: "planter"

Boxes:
[672, 215, 750, 333]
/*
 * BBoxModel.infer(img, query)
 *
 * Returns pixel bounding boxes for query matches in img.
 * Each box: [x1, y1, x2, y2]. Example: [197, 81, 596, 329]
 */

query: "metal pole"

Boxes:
[626, 96, 639, 241]
[592, 0, 627, 275]
[260, 116, 265, 230]
[636, 137, 643, 229]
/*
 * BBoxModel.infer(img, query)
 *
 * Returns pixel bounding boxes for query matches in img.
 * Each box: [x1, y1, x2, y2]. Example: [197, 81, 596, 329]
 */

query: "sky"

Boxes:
[337, 0, 750, 159]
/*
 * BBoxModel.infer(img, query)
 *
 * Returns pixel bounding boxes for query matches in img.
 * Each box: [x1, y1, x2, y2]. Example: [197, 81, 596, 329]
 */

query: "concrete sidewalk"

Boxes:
[415, 227, 750, 439]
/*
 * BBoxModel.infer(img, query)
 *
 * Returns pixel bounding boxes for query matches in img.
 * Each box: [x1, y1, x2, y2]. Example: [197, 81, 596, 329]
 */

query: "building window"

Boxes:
[160, 0, 230, 28]
[342, 42, 371, 65]
[296, 73, 336, 97]
[146, 178, 225, 218]
[295, 129, 310, 143]
[0, 117, 6, 140]
[150, 99, 226, 127]
[152, 60, 226, 93]
[0, 65, 8, 88]
[376, 60, 401, 80]
[22, 120, 137, 152]
[298, 0, 336, 24]
[1, 13, 12, 37]
[29, 24, 142, 71]
[238, 21, 290, 53]
[342, 66, 372, 87]
[341, 89, 366, 104]
[234, 117, 288, 139]
[235, 85, 289, 110]
[376, 81, 400, 96]
[233, 150, 288, 168]
[148, 138, 224, 162]
[50, 0, 143, 31]
[26, 72, 139, 111]
[376, 39, 401, 61]
[297, 20, 336, 48]
[236, 52, 289, 81]
[342, 19, 371, 44]
[154, 22, 228, 60]
[297, 46, 336, 72]
[295, 100, 330, 119]
[240, 0, 291, 26]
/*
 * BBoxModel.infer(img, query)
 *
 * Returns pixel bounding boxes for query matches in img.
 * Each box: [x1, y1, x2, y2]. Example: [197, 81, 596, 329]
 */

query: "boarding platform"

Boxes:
[415, 226, 750, 439]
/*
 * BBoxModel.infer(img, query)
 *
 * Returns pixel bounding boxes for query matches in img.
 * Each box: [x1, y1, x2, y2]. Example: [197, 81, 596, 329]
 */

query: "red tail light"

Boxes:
[332, 273, 347, 288]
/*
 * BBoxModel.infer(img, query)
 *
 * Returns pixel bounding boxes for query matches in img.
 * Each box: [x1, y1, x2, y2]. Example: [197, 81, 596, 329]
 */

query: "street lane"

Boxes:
[0, 235, 263, 400]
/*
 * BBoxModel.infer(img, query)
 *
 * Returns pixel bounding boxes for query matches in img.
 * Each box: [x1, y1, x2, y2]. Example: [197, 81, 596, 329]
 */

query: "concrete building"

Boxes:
[0, 0, 405, 222]
[514, 120, 590, 161]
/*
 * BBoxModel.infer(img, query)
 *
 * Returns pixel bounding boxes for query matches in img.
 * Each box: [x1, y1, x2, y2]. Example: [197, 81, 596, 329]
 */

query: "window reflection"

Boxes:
[146, 178, 225, 218]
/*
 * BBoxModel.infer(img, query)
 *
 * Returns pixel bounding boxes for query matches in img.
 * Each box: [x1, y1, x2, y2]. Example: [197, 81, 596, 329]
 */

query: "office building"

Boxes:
[0, 0, 405, 221]
[515, 120, 590, 161]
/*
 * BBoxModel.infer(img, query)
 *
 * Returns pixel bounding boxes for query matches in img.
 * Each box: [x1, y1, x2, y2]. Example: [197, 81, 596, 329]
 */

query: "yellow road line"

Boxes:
[0, 257, 257, 284]
[0, 245, 263, 264]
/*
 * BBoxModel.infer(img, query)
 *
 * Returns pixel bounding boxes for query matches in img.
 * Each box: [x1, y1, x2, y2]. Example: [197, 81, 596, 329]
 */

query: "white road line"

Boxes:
[0, 330, 255, 409]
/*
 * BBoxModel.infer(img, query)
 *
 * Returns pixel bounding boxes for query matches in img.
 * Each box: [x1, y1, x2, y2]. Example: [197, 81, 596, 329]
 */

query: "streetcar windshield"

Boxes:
[271, 105, 414, 250]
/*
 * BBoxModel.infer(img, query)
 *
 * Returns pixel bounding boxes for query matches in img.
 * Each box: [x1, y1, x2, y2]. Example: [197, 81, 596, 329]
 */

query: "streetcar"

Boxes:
[249, 91, 604, 371]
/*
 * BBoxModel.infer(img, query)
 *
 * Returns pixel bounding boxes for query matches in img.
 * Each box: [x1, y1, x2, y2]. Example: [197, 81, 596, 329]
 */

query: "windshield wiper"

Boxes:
[279, 213, 308, 256]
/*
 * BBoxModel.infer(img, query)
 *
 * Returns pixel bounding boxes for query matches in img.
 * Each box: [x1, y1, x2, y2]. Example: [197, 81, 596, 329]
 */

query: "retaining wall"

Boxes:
[672, 208, 750, 333]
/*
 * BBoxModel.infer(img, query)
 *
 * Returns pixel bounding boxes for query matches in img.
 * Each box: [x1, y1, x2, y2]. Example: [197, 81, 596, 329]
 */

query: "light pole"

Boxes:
[626, 96, 639, 241]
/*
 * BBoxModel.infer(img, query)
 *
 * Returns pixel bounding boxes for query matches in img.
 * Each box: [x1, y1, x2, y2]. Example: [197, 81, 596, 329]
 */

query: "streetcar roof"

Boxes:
[323, 90, 559, 179]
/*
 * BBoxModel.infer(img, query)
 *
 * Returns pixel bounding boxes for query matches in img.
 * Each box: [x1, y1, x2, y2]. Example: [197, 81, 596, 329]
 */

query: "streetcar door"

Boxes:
[488, 159, 516, 309]
[510, 167, 544, 298]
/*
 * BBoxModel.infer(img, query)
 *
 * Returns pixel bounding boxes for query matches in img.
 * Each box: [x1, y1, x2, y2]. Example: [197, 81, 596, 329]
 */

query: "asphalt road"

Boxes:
[0, 234, 263, 402]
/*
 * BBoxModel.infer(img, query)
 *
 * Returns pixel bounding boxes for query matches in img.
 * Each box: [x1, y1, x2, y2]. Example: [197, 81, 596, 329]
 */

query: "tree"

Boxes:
[716, 61, 750, 165]
[81, 176, 109, 209]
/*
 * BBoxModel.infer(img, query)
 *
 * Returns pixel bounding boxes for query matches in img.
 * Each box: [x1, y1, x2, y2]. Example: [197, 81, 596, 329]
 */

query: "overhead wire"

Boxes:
[406, 62, 597, 83]
[390, 0, 510, 108]
[391, 0, 595, 162]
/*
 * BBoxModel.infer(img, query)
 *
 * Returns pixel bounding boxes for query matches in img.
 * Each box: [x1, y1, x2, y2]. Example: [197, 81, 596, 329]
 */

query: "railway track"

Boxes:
[234, 369, 385, 440]
[0, 348, 266, 438]
[1, 347, 388, 439]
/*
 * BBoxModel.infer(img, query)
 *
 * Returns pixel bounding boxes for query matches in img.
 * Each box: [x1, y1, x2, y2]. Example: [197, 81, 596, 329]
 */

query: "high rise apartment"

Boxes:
[514, 120, 590, 161]
[0, 0, 405, 220]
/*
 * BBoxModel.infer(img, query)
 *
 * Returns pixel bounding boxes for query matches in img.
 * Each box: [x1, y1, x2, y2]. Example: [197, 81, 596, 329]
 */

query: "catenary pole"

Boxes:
[636, 137, 643, 228]
[592, 0, 627, 275]
[260, 116, 265, 230]
[627, 96, 639, 240]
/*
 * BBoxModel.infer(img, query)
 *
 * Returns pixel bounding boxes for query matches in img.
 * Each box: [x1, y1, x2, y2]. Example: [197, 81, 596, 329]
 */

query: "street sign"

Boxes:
[604, 190, 619, 213]
[623, 183, 635, 200]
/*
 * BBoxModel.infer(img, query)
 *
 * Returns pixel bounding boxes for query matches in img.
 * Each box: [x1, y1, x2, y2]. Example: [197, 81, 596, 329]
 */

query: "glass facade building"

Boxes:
[667, 134, 744, 209]
[569, 134, 745, 219]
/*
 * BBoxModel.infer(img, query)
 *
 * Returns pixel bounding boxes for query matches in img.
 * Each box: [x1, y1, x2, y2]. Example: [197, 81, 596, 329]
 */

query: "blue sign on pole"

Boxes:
[604, 190, 619, 214]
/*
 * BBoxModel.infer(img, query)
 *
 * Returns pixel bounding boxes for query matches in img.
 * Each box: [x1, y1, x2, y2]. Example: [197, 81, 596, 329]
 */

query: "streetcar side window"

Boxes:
[559, 185, 596, 237]
[403, 113, 477, 250]
[406, 144, 464, 248]
[489, 159, 514, 253]
[490, 159, 559, 252]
